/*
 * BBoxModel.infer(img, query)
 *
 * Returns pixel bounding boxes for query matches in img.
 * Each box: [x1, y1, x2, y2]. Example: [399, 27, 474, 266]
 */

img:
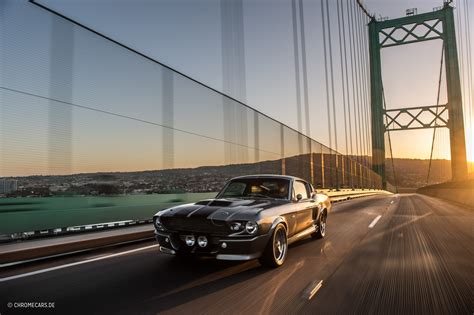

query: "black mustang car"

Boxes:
[153, 175, 331, 267]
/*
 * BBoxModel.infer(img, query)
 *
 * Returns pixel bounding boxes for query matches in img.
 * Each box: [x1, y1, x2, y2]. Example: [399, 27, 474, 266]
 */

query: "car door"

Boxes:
[293, 180, 315, 232]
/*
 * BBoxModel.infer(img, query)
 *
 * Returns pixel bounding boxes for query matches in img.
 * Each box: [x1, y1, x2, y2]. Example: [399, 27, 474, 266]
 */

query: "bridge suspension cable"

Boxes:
[356, 0, 372, 19]
[320, 0, 333, 188]
[381, 86, 398, 193]
[336, 0, 349, 169]
[426, 46, 445, 185]
[341, 0, 355, 187]
[351, 0, 366, 185]
[357, 8, 371, 174]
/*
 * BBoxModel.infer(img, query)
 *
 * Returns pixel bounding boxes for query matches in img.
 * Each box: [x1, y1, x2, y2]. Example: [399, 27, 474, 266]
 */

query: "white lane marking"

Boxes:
[0, 244, 158, 282]
[303, 280, 323, 300]
[368, 215, 382, 228]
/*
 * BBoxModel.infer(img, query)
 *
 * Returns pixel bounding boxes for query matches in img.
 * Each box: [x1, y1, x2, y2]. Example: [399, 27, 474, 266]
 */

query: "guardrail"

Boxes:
[325, 189, 390, 202]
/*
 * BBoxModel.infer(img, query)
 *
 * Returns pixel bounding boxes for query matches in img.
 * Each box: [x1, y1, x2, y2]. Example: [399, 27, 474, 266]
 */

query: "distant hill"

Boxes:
[2, 155, 472, 195]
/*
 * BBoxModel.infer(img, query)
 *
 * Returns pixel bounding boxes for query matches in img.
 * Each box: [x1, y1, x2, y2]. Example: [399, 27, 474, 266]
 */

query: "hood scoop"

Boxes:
[195, 200, 213, 206]
[207, 199, 256, 208]
[208, 200, 233, 207]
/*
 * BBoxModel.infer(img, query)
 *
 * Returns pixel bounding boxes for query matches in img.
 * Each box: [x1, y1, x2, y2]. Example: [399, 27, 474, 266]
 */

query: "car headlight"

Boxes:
[230, 222, 243, 231]
[245, 221, 258, 235]
[197, 236, 208, 247]
[154, 216, 163, 230]
[185, 235, 196, 246]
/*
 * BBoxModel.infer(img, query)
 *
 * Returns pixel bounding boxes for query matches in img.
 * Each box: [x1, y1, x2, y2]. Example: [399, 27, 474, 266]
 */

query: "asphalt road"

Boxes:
[0, 194, 472, 314]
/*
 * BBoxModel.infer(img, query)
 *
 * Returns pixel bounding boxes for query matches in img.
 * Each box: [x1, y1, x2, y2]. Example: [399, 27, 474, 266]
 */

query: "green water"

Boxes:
[0, 193, 216, 234]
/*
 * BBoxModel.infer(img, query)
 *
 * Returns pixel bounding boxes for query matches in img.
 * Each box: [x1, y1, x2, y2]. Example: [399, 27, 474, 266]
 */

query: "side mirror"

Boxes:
[296, 194, 303, 201]
[311, 193, 317, 200]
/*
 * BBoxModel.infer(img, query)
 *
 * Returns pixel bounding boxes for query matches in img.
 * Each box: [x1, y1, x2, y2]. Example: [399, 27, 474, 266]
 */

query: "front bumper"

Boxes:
[155, 230, 270, 261]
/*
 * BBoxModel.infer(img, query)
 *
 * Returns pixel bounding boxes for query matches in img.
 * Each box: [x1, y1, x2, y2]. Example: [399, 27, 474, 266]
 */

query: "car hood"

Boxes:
[157, 198, 287, 221]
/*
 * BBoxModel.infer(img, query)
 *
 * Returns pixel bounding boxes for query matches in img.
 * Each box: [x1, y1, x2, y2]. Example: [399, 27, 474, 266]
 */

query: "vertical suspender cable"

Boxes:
[342, 2, 354, 154]
[350, 0, 363, 185]
[298, 0, 311, 137]
[382, 86, 398, 193]
[359, 12, 370, 168]
[320, 0, 333, 187]
[354, 1, 365, 170]
[357, 0, 374, 183]
[363, 14, 372, 171]
[364, 13, 371, 181]
[348, 0, 360, 186]
[355, 8, 365, 169]
[341, 0, 355, 187]
[291, 0, 303, 134]
[354, 4, 365, 186]
[325, 1, 336, 151]
[359, 12, 370, 173]
[356, 6, 368, 173]
[336, 0, 349, 187]
[336, 0, 349, 159]
[326, 0, 340, 189]
[361, 12, 371, 185]
[427, 46, 445, 185]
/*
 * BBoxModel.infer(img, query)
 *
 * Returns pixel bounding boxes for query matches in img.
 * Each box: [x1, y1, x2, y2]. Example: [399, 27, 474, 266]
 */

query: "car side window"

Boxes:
[293, 181, 309, 200]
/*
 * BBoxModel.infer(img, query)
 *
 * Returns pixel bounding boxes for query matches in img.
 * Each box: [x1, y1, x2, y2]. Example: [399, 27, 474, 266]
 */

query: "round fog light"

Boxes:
[185, 235, 195, 246]
[197, 236, 208, 248]
[221, 242, 227, 249]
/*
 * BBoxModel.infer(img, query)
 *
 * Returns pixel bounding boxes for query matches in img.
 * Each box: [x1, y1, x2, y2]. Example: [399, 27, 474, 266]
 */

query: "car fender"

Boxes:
[269, 216, 288, 235]
[319, 203, 331, 221]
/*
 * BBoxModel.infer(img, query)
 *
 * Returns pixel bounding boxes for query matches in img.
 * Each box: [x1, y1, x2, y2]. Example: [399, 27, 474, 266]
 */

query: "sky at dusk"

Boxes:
[1, 0, 472, 177]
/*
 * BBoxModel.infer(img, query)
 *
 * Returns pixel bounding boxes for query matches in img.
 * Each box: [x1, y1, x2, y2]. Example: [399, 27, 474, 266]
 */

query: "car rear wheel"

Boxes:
[312, 211, 327, 239]
[259, 223, 288, 268]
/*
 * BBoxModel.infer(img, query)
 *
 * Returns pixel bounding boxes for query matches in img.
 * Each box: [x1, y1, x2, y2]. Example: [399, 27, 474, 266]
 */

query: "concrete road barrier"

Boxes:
[0, 225, 154, 264]
[417, 179, 474, 209]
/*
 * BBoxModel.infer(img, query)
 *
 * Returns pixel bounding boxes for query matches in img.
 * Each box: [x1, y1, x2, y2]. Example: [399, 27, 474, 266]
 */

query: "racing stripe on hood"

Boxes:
[190, 200, 272, 220]
[168, 204, 204, 217]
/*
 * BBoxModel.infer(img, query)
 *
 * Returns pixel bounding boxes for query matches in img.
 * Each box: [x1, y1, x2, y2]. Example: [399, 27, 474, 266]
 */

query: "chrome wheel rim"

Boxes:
[320, 215, 326, 236]
[273, 228, 287, 262]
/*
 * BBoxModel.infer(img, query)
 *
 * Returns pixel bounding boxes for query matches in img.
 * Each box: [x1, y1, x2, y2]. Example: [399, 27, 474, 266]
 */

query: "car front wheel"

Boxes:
[312, 211, 327, 239]
[259, 223, 288, 268]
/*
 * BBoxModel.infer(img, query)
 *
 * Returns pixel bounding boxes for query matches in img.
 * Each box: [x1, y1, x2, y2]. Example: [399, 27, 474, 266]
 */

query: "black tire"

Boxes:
[312, 211, 327, 239]
[259, 223, 288, 268]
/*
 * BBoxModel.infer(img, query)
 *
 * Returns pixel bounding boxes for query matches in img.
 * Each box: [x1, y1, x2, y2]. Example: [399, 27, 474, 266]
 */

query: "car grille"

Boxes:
[161, 216, 229, 235]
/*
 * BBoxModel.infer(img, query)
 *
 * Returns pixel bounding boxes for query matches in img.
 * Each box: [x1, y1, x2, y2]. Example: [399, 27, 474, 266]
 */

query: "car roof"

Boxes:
[230, 174, 306, 182]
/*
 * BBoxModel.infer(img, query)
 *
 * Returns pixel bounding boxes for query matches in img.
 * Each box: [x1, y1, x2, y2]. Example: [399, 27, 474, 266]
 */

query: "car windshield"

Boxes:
[218, 178, 290, 200]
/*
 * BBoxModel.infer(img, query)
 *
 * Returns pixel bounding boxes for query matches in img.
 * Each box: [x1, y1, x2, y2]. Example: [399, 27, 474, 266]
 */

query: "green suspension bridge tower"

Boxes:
[368, 3, 468, 189]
